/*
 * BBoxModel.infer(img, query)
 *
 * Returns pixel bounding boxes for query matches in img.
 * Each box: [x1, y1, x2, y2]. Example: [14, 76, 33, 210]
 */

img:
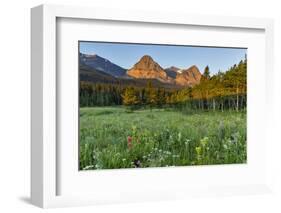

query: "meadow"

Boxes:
[79, 107, 247, 170]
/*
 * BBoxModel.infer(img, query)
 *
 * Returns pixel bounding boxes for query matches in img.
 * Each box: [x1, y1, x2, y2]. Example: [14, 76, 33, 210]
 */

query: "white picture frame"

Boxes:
[31, 4, 274, 208]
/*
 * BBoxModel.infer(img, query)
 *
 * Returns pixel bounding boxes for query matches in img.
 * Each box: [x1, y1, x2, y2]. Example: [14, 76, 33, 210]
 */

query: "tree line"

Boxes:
[80, 58, 247, 112]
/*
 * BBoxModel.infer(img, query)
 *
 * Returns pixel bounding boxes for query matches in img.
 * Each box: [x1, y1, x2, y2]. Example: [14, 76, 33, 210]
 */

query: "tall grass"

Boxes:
[79, 107, 246, 170]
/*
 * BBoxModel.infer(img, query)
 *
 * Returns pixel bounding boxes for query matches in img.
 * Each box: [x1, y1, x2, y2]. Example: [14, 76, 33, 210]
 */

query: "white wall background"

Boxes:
[0, 0, 280, 212]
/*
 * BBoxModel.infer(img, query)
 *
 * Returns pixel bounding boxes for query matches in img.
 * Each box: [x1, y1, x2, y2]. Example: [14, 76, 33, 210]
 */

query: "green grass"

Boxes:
[79, 106, 246, 170]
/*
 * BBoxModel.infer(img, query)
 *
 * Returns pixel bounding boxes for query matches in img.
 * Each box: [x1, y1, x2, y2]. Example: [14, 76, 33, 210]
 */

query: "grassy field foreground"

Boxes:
[79, 107, 246, 170]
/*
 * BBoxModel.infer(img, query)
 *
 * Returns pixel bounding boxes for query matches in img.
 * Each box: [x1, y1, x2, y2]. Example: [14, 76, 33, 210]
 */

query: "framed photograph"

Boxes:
[31, 4, 274, 208]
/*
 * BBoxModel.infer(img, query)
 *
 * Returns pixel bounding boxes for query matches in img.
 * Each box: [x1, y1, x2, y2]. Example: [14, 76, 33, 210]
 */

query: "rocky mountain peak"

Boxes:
[132, 55, 163, 71]
[164, 66, 180, 78]
[127, 55, 171, 83]
[175, 65, 202, 86]
[166, 66, 180, 72]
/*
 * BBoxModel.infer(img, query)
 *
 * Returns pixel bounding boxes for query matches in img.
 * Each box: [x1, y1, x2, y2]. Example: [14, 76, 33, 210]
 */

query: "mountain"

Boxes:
[80, 63, 181, 89]
[80, 53, 126, 77]
[80, 63, 118, 84]
[127, 55, 174, 83]
[164, 66, 180, 78]
[175, 65, 202, 86]
[79, 53, 202, 88]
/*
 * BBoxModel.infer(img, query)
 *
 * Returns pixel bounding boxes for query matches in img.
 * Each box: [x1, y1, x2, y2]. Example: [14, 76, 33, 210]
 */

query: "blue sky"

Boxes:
[79, 41, 247, 75]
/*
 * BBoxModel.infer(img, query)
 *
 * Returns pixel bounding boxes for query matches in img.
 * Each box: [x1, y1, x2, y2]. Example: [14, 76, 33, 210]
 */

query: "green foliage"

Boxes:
[79, 107, 247, 170]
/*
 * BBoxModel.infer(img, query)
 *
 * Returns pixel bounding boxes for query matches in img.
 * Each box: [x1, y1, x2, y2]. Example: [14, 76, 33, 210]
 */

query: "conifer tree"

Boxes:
[145, 81, 157, 111]
[122, 87, 140, 110]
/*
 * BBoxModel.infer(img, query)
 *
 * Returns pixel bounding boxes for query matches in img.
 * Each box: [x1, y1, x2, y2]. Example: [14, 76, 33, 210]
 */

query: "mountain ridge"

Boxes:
[79, 53, 202, 87]
[80, 53, 127, 77]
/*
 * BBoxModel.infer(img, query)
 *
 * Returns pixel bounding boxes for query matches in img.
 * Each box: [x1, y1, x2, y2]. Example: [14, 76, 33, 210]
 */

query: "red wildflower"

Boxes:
[127, 136, 133, 149]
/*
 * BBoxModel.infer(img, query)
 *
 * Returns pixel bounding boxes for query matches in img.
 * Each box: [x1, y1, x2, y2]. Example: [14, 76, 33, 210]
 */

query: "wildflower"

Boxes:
[165, 151, 171, 155]
[178, 132, 182, 141]
[200, 137, 209, 147]
[95, 164, 102, 169]
[82, 165, 95, 170]
[185, 139, 191, 145]
[195, 146, 202, 155]
[127, 136, 133, 149]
